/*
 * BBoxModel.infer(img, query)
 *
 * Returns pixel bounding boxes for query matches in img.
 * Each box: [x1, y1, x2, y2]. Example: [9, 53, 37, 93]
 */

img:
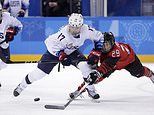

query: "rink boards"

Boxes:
[10, 17, 154, 62]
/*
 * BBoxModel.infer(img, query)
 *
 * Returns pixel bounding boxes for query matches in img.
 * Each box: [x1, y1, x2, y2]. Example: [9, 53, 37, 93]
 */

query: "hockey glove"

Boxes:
[85, 70, 103, 85]
[59, 52, 71, 66]
[5, 27, 18, 42]
[18, 9, 25, 17]
[88, 49, 101, 65]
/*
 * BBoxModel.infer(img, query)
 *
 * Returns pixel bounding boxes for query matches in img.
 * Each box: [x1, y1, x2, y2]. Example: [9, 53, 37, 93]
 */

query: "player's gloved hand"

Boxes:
[59, 52, 71, 66]
[84, 70, 102, 85]
[5, 27, 18, 42]
[88, 49, 101, 65]
[18, 9, 25, 17]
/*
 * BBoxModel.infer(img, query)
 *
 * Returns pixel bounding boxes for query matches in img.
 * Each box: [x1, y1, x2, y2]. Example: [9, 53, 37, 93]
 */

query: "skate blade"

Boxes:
[91, 99, 101, 103]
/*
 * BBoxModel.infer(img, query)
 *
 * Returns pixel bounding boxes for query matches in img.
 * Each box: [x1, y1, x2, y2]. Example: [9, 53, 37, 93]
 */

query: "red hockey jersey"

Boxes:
[97, 42, 135, 74]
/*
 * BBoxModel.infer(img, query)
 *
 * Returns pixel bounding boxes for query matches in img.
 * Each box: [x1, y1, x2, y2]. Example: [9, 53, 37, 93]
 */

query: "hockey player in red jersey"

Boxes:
[85, 32, 154, 85]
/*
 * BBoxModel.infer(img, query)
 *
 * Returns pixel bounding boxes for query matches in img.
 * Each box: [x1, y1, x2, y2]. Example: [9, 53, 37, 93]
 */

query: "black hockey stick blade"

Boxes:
[44, 83, 88, 110]
[44, 98, 73, 110]
[44, 104, 65, 110]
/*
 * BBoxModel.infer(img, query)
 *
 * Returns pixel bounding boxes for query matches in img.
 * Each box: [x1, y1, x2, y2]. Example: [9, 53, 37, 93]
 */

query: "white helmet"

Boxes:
[68, 13, 83, 37]
[68, 13, 83, 28]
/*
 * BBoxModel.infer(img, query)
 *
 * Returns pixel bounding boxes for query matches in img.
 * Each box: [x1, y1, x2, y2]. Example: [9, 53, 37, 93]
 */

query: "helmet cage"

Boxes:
[68, 13, 83, 37]
[102, 32, 115, 53]
[69, 25, 81, 37]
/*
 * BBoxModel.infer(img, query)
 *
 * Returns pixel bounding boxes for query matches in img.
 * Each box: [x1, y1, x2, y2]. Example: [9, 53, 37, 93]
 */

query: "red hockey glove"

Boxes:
[88, 49, 101, 65]
[59, 52, 71, 66]
[5, 27, 17, 42]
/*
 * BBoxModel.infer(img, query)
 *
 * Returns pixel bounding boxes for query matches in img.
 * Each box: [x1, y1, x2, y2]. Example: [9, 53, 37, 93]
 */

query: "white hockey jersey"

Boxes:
[3, 0, 29, 17]
[0, 11, 23, 49]
[45, 24, 104, 56]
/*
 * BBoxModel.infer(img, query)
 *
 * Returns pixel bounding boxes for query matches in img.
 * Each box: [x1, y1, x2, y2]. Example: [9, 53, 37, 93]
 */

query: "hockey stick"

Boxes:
[0, 40, 6, 45]
[69, 82, 85, 98]
[44, 82, 88, 110]
[7, 59, 87, 64]
[8, 60, 59, 64]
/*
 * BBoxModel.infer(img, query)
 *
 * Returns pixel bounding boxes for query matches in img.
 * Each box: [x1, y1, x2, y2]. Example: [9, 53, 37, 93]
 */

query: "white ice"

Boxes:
[0, 63, 154, 115]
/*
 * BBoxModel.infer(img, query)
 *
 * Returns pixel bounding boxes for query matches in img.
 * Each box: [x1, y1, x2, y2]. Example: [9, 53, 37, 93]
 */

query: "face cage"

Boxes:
[102, 41, 113, 53]
[69, 25, 82, 37]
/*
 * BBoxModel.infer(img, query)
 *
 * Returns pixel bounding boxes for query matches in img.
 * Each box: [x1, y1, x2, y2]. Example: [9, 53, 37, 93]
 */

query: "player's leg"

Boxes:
[69, 50, 100, 99]
[0, 47, 9, 67]
[143, 66, 154, 83]
[0, 47, 11, 62]
[13, 51, 59, 97]
[0, 59, 7, 70]
[13, 67, 47, 97]
[125, 55, 154, 82]
[0, 47, 9, 87]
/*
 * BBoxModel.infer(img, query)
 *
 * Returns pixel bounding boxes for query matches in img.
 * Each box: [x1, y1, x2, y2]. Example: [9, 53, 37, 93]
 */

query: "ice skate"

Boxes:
[86, 86, 100, 99]
[69, 89, 86, 99]
[69, 90, 80, 99]
[13, 84, 24, 97]
[150, 73, 154, 83]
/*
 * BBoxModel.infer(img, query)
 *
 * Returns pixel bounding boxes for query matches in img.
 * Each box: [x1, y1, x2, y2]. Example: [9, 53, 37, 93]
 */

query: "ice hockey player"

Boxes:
[13, 13, 104, 99]
[0, 4, 23, 87]
[84, 32, 154, 88]
[3, 0, 29, 17]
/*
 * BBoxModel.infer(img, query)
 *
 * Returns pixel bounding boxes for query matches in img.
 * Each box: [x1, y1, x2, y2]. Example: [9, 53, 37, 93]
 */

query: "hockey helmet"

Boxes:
[102, 32, 115, 53]
[68, 13, 83, 37]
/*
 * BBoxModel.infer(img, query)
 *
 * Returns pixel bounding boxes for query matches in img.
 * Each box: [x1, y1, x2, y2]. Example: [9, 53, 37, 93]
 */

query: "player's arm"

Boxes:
[18, 0, 30, 17]
[96, 56, 120, 74]
[45, 32, 71, 66]
[9, 15, 23, 32]
[4, 14, 23, 42]
[3, 0, 9, 10]
[87, 26, 104, 49]
[7, 15, 22, 36]
[21, 0, 29, 11]
[5, 27, 19, 42]
[87, 26, 104, 65]
[87, 26, 104, 47]
[85, 56, 120, 85]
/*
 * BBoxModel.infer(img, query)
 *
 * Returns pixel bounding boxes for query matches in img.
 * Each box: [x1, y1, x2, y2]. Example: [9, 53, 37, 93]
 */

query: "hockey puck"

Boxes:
[34, 98, 40, 101]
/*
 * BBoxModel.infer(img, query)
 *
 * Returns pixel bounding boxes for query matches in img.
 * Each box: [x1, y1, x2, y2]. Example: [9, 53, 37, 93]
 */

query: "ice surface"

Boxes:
[0, 63, 154, 115]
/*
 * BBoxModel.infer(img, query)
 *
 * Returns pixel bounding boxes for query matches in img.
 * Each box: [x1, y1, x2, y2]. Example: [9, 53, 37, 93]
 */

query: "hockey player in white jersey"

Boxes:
[0, 5, 23, 87]
[3, 0, 29, 17]
[13, 13, 104, 99]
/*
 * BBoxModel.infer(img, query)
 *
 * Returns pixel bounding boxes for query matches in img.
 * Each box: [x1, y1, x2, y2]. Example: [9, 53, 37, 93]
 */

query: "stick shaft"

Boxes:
[44, 82, 88, 110]
[7, 59, 87, 64]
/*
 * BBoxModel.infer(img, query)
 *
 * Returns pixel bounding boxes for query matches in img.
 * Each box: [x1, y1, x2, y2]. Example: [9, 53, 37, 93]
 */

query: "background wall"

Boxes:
[29, 0, 41, 16]
[10, 17, 154, 62]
